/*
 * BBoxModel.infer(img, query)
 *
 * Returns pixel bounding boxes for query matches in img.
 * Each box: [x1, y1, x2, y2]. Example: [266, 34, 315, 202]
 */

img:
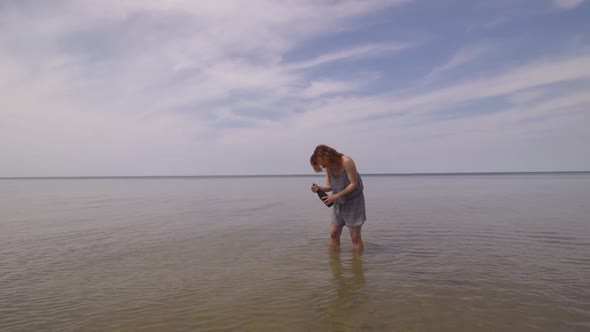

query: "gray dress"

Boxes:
[329, 167, 366, 228]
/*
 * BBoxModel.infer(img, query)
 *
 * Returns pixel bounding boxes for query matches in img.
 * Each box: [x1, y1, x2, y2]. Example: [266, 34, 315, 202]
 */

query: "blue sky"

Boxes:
[1, 0, 589, 176]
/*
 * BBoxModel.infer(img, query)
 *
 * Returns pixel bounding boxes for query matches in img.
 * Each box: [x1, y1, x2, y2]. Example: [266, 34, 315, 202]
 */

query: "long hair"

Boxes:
[310, 144, 344, 172]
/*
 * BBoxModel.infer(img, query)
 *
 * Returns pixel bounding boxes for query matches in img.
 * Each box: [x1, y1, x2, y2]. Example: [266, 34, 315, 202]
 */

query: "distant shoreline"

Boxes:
[2, 171, 589, 180]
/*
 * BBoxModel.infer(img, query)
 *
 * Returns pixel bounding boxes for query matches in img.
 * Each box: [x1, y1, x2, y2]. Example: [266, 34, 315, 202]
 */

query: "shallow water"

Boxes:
[1, 174, 589, 331]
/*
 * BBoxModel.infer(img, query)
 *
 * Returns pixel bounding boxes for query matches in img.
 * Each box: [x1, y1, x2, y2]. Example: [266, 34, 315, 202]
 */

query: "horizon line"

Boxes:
[1, 170, 589, 179]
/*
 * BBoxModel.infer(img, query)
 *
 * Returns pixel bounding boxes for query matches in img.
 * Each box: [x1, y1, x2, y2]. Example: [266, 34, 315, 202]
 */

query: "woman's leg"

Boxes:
[330, 224, 344, 250]
[349, 226, 364, 253]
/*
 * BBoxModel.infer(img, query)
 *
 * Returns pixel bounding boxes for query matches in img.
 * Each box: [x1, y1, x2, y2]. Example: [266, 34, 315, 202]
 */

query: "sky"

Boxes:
[1, 0, 589, 176]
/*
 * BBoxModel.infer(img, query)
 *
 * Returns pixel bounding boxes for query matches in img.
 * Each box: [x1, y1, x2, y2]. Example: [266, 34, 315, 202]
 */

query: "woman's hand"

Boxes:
[321, 194, 338, 205]
[311, 183, 319, 193]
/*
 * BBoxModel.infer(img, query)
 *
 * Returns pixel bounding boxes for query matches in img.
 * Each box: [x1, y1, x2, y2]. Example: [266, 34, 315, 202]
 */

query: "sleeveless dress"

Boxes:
[329, 167, 366, 228]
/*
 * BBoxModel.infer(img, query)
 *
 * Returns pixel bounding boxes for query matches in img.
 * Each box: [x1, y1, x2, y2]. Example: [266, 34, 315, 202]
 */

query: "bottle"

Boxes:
[316, 188, 334, 207]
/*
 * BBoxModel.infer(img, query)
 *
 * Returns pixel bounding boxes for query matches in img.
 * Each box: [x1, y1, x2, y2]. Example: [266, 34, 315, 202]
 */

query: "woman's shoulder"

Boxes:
[341, 155, 355, 166]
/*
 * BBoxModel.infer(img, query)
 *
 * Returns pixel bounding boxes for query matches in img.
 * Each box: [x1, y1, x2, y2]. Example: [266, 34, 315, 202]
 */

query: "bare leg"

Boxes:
[330, 224, 344, 251]
[349, 226, 364, 253]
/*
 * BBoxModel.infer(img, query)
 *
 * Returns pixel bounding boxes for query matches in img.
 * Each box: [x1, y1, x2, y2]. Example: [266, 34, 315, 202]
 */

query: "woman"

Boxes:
[310, 144, 366, 253]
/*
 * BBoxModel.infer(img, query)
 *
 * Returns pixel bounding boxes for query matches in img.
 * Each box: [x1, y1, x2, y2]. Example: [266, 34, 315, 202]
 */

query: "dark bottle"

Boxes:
[316, 188, 334, 207]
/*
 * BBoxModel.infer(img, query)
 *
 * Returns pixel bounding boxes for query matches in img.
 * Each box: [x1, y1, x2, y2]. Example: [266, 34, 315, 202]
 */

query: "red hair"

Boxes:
[310, 144, 344, 172]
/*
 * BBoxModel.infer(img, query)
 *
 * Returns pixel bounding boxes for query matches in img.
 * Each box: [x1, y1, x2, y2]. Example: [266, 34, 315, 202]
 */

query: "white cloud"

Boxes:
[0, 0, 588, 176]
[301, 79, 367, 99]
[285, 42, 411, 70]
[0, 0, 415, 176]
[311, 86, 590, 173]
[425, 44, 493, 81]
[553, 0, 585, 9]
[291, 52, 590, 129]
[508, 88, 550, 105]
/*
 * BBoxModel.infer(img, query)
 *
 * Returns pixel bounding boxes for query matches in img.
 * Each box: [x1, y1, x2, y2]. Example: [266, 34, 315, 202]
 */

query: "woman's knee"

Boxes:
[350, 228, 362, 243]
[330, 227, 342, 239]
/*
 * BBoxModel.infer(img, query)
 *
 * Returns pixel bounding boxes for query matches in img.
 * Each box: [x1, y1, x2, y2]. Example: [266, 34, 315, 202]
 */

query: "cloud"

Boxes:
[508, 88, 550, 105]
[293, 52, 590, 129]
[301, 78, 371, 99]
[1, 0, 589, 176]
[285, 42, 411, 70]
[425, 44, 493, 82]
[0, 0, 417, 176]
[553, 0, 585, 9]
[311, 86, 590, 172]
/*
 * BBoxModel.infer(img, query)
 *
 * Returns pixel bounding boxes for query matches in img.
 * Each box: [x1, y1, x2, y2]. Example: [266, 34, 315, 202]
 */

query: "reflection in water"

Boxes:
[330, 251, 366, 293]
[320, 251, 370, 331]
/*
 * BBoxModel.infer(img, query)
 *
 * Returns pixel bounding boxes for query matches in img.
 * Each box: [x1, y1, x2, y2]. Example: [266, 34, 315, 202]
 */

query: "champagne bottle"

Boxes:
[316, 188, 334, 207]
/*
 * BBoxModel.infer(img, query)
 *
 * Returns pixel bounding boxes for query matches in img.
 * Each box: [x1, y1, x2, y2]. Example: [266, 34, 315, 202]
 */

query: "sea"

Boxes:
[1, 173, 589, 331]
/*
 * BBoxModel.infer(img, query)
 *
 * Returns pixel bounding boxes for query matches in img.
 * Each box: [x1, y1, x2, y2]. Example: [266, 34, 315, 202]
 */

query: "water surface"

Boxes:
[1, 174, 589, 331]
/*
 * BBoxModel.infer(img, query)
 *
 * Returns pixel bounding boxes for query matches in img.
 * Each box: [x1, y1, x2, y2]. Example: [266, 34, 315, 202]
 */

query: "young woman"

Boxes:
[310, 144, 366, 253]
